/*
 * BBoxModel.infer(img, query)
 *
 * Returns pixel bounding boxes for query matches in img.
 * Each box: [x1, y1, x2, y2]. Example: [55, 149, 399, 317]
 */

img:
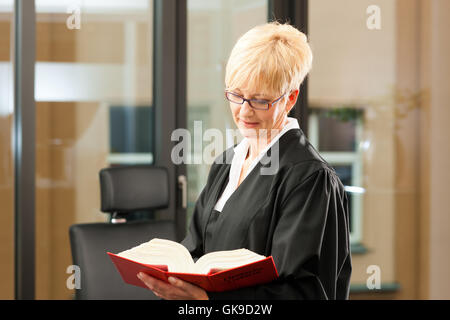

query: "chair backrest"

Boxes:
[69, 165, 177, 300]
[100, 165, 170, 214]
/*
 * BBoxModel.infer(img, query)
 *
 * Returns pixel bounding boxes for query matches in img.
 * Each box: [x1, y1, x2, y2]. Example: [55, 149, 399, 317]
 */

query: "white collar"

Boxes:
[231, 116, 299, 186]
[214, 117, 299, 212]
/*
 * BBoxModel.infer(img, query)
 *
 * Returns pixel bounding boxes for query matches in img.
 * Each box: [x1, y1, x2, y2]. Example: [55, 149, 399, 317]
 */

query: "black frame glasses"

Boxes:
[225, 91, 286, 110]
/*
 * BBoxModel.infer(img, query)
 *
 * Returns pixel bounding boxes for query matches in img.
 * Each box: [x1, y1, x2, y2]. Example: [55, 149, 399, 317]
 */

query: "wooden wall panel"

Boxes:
[0, 21, 10, 61]
[0, 16, 13, 300]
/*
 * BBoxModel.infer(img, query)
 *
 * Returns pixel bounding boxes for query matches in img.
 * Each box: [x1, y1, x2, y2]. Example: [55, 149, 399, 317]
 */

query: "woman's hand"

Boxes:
[137, 272, 209, 300]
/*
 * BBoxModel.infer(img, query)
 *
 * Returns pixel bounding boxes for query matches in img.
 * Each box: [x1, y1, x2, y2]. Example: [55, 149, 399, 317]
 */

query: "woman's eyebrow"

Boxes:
[241, 91, 267, 98]
[232, 89, 269, 99]
[250, 94, 271, 100]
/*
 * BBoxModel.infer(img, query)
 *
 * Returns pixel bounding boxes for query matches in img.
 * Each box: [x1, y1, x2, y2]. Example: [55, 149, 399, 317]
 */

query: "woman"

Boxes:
[137, 22, 352, 300]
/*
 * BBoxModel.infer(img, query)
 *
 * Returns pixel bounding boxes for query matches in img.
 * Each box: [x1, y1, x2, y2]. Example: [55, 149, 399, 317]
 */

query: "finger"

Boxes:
[168, 277, 194, 291]
[168, 277, 208, 300]
[137, 272, 158, 291]
[137, 273, 173, 299]
[137, 273, 186, 299]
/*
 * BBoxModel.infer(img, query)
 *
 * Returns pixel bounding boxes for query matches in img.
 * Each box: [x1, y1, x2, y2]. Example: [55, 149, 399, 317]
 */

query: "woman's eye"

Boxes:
[253, 99, 268, 104]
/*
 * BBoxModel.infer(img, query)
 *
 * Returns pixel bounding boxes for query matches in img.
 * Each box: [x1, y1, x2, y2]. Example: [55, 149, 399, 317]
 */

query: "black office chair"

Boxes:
[69, 165, 177, 300]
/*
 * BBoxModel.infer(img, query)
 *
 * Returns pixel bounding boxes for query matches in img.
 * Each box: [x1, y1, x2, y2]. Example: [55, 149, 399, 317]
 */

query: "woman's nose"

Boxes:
[239, 100, 254, 116]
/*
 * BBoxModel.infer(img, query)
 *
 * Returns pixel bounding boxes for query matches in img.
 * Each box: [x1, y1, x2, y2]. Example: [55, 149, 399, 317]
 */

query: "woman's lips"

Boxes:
[241, 120, 259, 128]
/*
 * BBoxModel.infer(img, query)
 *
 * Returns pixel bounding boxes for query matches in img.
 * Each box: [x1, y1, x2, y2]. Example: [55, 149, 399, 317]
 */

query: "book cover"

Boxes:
[107, 252, 279, 292]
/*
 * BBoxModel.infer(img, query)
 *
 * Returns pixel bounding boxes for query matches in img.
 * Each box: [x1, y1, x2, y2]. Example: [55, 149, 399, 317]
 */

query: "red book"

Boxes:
[107, 239, 278, 292]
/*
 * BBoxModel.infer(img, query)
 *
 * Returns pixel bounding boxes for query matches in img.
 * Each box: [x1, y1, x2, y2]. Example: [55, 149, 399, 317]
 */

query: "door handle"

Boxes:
[178, 175, 187, 209]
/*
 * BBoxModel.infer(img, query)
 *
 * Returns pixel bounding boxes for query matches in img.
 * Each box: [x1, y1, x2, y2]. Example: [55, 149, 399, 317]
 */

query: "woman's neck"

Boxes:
[245, 117, 288, 162]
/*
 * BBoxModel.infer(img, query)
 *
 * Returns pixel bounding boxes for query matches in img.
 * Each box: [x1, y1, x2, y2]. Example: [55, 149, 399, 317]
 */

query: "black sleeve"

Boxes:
[207, 168, 352, 300]
[180, 185, 207, 261]
[181, 148, 234, 261]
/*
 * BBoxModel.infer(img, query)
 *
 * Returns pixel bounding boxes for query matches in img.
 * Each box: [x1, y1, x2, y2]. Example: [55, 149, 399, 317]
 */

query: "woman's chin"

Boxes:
[239, 127, 259, 138]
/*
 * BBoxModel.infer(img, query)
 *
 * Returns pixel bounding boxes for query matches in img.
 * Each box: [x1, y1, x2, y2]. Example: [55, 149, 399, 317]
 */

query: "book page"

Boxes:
[193, 248, 266, 274]
[118, 238, 195, 273]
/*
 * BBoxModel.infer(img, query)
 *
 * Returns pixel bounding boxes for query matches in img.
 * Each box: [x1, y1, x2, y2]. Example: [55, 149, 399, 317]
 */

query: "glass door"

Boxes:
[34, 0, 154, 299]
[186, 0, 269, 223]
[308, 0, 400, 293]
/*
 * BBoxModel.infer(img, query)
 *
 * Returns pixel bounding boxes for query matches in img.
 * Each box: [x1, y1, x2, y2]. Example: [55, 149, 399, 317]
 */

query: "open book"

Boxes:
[108, 238, 278, 292]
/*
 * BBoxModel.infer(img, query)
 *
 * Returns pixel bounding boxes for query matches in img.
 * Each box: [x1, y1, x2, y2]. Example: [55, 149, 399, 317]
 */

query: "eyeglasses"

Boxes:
[225, 91, 286, 110]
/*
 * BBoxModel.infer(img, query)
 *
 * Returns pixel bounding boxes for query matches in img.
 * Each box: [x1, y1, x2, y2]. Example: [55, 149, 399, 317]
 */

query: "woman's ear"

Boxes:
[289, 89, 300, 102]
[286, 89, 300, 113]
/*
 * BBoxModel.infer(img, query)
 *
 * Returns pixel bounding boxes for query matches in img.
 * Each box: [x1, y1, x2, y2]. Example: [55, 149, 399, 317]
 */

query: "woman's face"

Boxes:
[228, 88, 299, 140]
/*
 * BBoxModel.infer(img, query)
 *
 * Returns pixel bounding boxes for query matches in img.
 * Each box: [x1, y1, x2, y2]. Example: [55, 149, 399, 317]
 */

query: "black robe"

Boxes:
[181, 128, 352, 300]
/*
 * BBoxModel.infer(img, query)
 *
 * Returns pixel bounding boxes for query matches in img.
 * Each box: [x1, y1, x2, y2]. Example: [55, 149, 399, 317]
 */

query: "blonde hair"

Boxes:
[225, 22, 313, 97]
